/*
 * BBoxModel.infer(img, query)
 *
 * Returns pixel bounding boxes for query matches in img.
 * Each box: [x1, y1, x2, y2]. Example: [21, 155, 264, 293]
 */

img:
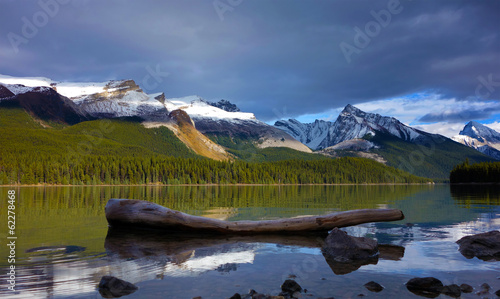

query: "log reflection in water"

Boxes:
[105, 228, 404, 276]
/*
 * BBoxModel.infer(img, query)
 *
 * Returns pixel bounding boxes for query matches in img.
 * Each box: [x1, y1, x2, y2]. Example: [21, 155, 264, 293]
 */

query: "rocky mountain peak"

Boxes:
[342, 104, 362, 115]
[275, 105, 426, 150]
[169, 109, 195, 127]
[208, 99, 240, 112]
[453, 121, 500, 160]
[0, 86, 90, 124]
[459, 121, 500, 143]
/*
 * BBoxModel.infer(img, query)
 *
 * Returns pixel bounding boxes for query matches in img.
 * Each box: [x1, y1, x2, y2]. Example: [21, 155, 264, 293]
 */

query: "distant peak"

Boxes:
[342, 104, 363, 114]
[462, 121, 487, 132]
[459, 120, 500, 143]
[466, 120, 482, 127]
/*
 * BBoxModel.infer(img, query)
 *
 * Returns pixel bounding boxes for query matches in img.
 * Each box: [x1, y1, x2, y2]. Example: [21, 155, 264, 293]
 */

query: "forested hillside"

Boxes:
[0, 154, 430, 185]
[0, 104, 431, 185]
[450, 160, 500, 183]
[369, 133, 494, 179]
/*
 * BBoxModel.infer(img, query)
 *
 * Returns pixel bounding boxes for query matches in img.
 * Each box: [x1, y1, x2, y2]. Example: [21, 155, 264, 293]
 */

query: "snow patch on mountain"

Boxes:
[0, 74, 52, 88]
[0, 83, 52, 96]
[77, 90, 166, 118]
[0, 74, 124, 99]
[165, 95, 257, 122]
[325, 139, 378, 151]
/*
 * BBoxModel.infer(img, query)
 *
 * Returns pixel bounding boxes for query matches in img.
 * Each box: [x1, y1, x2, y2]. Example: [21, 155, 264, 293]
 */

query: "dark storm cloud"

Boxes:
[0, 0, 499, 121]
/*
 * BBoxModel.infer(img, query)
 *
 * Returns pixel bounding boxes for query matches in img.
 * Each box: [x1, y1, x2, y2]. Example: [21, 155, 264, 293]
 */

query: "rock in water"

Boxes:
[281, 279, 302, 293]
[459, 283, 473, 293]
[322, 228, 379, 275]
[364, 281, 384, 292]
[98, 276, 138, 298]
[406, 277, 444, 298]
[456, 230, 500, 261]
[322, 228, 378, 262]
[441, 284, 461, 298]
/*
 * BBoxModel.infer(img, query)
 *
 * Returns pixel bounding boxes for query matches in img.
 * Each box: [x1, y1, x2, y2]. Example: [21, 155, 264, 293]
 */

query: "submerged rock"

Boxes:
[238, 289, 286, 299]
[364, 281, 384, 292]
[459, 283, 473, 293]
[475, 283, 492, 296]
[98, 276, 138, 298]
[406, 277, 443, 298]
[456, 230, 500, 261]
[441, 284, 461, 298]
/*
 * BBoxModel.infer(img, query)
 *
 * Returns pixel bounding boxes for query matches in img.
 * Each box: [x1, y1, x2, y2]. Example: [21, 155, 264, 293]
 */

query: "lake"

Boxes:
[0, 185, 499, 298]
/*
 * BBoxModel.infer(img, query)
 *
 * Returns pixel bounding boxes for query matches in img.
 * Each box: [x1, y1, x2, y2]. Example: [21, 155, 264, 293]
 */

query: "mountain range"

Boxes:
[275, 104, 427, 151]
[0, 74, 496, 179]
[274, 105, 497, 178]
[0, 74, 310, 161]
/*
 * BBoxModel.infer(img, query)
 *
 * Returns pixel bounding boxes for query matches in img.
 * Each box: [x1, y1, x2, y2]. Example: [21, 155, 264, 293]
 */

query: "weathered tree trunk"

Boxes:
[105, 198, 404, 234]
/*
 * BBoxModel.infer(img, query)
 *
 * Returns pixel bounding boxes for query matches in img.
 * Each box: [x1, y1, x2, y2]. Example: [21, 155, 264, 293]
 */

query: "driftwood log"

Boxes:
[105, 198, 404, 234]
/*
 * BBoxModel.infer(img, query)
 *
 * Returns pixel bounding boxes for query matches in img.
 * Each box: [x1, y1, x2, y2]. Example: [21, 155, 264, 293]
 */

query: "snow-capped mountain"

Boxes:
[274, 104, 427, 150]
[0, 74, 261, 123]
[0, 74, 311, 153]
[164, 96, 309, 153]
[0, 74, 167, 119]
[332, 104, 426, 143]
[0, 80, 90, 124]
[452, 121, 500, 160]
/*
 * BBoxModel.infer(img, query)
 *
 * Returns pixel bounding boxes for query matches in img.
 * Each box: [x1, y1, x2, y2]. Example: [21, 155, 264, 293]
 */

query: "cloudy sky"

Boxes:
[1, 0, 499, 137]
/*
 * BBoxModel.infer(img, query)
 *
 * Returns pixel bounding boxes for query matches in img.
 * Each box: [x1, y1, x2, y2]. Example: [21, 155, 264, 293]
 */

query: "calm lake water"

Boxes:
[0, 185, 499, 298]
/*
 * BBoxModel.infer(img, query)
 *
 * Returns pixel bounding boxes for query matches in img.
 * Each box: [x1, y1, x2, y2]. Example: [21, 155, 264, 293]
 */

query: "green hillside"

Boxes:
[0, 104, 431, 185]
[207, 134, 326, 162]
[0, 104, 198, 159]
[369, 132, 495, 179]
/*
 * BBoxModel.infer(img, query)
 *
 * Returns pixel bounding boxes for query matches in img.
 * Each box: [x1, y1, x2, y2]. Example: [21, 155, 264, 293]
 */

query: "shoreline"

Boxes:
[0, 182, 441, 187]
